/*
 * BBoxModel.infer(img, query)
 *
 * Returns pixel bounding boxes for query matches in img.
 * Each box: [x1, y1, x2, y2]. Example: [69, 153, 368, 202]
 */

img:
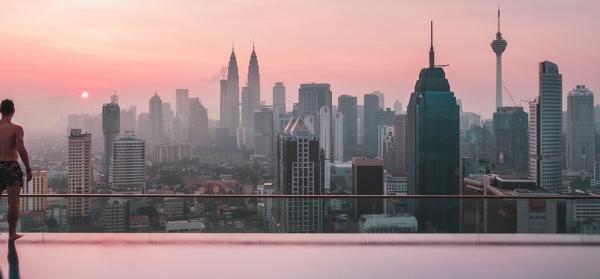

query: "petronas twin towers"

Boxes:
[219, 45, 261, 146]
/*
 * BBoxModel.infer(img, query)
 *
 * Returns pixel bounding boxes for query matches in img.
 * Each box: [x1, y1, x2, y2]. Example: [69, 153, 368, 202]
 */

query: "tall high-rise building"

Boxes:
[320, 106, 333, 192]
[102, 95, 120, 185]
[273, 82, 286, 132]
[377, 125, 394, 159]
[530, 61, 563, 192]
[460, 112, 482, 132]
[363, 93, 380, 157]
[334, 111, 344, 162]
[493, 107, 529, 175]
[298, 83, 332, 134]
[242, 46, 261, 127]
[338, 95, 357, 160]
[176, 89, 189, 140]
[68, 129, 92, 225]
[392, 114, 407, 176]
[394, 100, 403, 115]
[357, 105, 364, 145]
[352, 157, 384, 219]
[378, 108, 395, 126]
[566, 85, 594, 172]
[112, 132, 146, 192]
[220, 49, 240, 138]
[21, 170, 48, 212]
[254, 107, 274, 157]
[407, 22, 460, 232]
[275, 116, 324, 232]
[373, 91, 385, 109]
[319, 106, 332, 160]
[188, 98, 208, 145]
[149, 92, 163, 139]
[162, 102, 174, 140]
[120, 106, 137, 135]
[491, 8, 507, 108]
[273, 82, 286, 114]
[175, 89, 189, 120]
[136, 113, 150, 139]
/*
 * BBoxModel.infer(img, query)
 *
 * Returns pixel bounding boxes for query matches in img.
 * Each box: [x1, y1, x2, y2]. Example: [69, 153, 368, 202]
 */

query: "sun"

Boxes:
[81, 91, 89, 99]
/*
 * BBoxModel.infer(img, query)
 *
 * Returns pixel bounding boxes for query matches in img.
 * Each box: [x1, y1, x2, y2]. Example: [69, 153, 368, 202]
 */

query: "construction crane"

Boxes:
[502, 85, 518, 106]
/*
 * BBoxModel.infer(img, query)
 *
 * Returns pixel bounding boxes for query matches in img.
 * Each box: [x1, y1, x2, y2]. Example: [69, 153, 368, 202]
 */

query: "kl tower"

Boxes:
[491, 8, 507, 108]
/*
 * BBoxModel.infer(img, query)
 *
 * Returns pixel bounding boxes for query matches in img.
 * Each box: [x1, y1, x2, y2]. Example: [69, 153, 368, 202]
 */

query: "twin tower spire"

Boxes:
[429, 21, 435, 69]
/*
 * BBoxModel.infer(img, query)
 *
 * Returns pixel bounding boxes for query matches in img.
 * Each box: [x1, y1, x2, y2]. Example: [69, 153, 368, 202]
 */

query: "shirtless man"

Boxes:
[0, 99, 31, 241]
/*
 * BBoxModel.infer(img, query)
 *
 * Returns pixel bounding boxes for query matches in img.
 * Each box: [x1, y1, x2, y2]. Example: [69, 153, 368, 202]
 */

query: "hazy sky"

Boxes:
[0, 0, 598, 135]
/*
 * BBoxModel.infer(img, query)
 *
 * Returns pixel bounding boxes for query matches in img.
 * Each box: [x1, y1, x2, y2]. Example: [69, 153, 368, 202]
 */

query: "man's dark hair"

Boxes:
[0, 99, 15, 116]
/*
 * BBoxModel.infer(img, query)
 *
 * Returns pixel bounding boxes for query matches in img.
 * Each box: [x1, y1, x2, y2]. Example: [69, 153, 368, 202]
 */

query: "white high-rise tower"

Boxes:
[491, 8, 507, 109]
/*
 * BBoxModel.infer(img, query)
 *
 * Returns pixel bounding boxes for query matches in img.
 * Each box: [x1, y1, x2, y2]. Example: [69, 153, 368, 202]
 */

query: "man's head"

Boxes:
[0, 99, 15, 117]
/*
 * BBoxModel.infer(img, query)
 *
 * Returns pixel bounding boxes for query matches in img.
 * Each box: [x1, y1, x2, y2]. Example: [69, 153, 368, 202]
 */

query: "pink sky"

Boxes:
[0, 0, 598, 135]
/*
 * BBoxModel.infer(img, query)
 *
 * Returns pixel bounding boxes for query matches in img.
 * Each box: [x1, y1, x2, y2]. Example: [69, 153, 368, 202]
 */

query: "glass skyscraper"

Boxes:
[407, 23, 460, 232]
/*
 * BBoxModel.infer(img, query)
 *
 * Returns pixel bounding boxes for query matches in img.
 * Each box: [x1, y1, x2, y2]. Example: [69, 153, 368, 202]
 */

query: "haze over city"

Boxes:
[1, 0, 599, 135]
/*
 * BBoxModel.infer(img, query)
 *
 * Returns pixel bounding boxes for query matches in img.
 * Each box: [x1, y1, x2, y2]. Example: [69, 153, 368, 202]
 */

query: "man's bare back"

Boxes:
[0, 121, 22, 161]
[0, 99, 31, 241]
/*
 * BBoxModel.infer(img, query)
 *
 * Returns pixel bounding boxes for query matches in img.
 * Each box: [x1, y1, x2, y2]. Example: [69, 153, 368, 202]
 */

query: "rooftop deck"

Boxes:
[1, 233, 599, 279]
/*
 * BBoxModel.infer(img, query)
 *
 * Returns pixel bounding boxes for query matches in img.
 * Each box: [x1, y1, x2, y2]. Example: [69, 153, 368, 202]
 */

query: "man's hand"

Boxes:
[26, 169, 32, 182]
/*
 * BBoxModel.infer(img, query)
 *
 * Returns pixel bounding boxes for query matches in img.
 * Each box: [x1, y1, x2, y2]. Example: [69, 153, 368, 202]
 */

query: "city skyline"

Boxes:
[1, 1, 599, 135]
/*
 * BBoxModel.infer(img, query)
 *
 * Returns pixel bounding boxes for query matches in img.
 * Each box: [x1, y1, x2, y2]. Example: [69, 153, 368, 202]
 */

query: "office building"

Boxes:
[154, 144, 191, 163]
[188, 98, 209, 145]
[378, 125, 394, 160]
[162, 102, 174, 140]
[273, 82, 286, 132]
[68, 129, 92, 225]
[176, 89, 189, 140]
[102, 95, 120, 185]
[372, 91, 385, 109]
[319, 106, 332, 159]
[103, 199, 130, 232]
[136, 112, 150, 140]
[394, 100, 403, 115]
[273, 82, 286, 114]
[254, 107, 274, 157]
[149, 92, 163, 139]
[392, 114, 407, 176]
[275, 116, 324, 232]
[120, 106, 136, 136]
[530, 61, 563, 192]
[175, 89, 189, 120]
[352, 157, 384, 219]
[357, 105, 364, 145]
[493, 107, 529, 175]
[379, 108, 395, 126]
[566, 85, 594, 172]
[363, 93, 380, 157]
[21, 170, 48, 212]
[112, 132, 146, 192]
[298, 83, 332, 134]
[338, 95, 357, 159]
[407, 22, 460, 232]
[334, 111, 344, 162]
[460, 112, 481, 132]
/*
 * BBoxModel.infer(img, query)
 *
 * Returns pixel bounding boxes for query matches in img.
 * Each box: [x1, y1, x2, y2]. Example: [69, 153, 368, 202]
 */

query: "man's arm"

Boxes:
[16, 126, 31, 181]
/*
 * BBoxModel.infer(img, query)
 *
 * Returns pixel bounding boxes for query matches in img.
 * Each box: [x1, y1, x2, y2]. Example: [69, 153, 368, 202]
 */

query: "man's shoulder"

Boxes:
[9, 123, 23, 133]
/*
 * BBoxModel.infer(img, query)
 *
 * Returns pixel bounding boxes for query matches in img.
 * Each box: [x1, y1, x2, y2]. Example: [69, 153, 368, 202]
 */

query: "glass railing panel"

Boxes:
[3, 195, 600, 236]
